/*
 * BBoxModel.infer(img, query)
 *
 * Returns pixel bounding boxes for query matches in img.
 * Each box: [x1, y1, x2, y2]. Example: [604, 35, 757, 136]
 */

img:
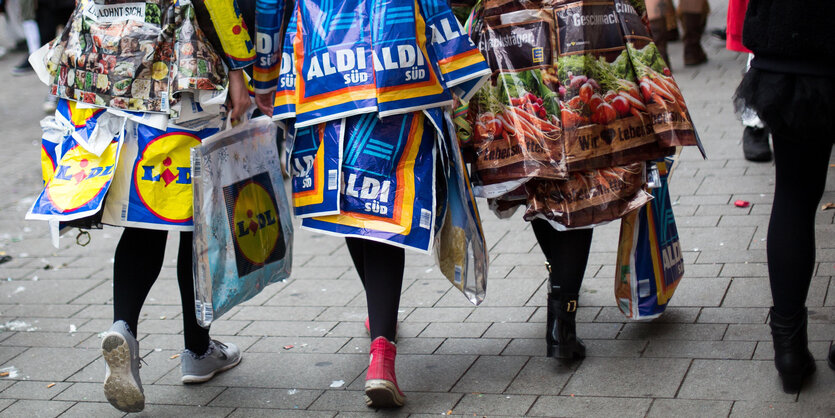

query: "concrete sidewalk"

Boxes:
[0, 3, 833, 417]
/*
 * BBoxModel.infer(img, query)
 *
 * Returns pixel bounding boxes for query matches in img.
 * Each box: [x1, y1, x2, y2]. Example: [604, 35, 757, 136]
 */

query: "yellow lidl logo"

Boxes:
[46, 141, 118, 212]
[133, 132, 201, 223]
[224, 172, 285, 276]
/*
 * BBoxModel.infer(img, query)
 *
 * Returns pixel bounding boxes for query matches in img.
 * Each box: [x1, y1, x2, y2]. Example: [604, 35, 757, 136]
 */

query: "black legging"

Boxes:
[113, 228, 210, 355]
[767, 132, 833, 317]
[345, 237, 404, 342]
[531, 219, 593, 295]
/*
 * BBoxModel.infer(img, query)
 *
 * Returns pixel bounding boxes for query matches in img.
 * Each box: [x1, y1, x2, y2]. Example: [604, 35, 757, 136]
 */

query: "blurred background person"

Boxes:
[727, 0, 770, 162]
[646, 0, 709, 68]
[735, 0, 835, 393]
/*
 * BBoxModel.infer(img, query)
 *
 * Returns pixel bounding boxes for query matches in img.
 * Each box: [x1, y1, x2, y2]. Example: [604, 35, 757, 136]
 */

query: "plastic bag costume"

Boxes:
[255, 0, 491, 304]
[27, 0, 256, 233]
[458, 0, 704, 230]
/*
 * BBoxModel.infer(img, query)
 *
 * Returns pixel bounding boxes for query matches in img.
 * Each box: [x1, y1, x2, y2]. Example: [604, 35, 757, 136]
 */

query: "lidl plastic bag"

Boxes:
[27, 116, 124, 222]
[433, 111, 488, 305]
[615, 157, 683, 319]
[102, 120, 221, 231]
[191, 117, 294, 327]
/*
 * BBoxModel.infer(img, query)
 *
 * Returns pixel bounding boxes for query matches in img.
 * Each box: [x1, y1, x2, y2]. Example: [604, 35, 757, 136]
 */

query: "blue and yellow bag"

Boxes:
[615, 157, 683, 319]
[302, 111, 437, 253]
[290, 120, 343, 217]
[102, 121, 220, 231]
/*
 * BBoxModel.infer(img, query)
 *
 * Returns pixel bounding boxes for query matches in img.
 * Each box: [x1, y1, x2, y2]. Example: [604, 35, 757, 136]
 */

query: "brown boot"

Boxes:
[649, 18, 671, 69]
[681, 12, 707, 66]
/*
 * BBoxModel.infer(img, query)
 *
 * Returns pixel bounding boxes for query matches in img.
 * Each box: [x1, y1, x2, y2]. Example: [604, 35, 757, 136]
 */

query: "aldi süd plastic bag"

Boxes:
[191, 117, 293, 327]
[433, 110, 488, 305]
[615, 156, 683, 319]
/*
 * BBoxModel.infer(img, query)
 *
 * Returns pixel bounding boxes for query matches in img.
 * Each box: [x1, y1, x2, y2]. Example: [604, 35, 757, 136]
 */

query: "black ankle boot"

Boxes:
[769, 307, 816, 393]
[546, 266, 586, 360]
[742, 126, 772, 162]
[828, 344, 834, 371]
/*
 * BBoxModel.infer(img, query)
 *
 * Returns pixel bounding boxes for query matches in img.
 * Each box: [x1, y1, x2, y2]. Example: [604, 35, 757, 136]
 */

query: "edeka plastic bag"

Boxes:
[290, 120, 343, 218]
[302, 111, 437, 253]
[615, 157, 683, 319]
[191, 117, 293, 327]
[613, 0, 705, 155]
[26, 130, 123, 222]
[524, 162, 651, 230]
[433, 110, 488, 305]
[466, 1, 674, 191]
[101, 120, 221, 231]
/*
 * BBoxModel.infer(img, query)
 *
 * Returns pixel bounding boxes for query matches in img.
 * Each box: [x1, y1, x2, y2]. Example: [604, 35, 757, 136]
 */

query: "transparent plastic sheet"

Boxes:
[432, 110, 488, 305]
[191, 117, 294, 327]
[615, 156, 683, 319]
[523, 162, 651, 229]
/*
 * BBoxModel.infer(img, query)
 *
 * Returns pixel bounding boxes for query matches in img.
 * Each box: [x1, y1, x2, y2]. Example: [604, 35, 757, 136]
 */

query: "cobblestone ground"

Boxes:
[0, 4, 833, 417]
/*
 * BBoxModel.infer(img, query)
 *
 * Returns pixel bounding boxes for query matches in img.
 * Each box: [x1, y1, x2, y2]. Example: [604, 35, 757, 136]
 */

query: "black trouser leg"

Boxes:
[113, 228, 168, 336]
[346, 238, 404, 342]
[531, 219, 593, 294]
[767, 133, 832, 317]
[176, 232, 210, 355]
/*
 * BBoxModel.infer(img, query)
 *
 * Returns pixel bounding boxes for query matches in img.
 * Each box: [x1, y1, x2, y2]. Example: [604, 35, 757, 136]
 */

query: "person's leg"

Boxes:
[359, 240, 404, 342]
[176, 232, 210, 355]
[177, 231, 242, 384]
[532, 219, 593, 295]
[768, 133, 831, 316]
[113, 228, 168, 335]
[741, 55, 772, 162]
[104, 227, 168, 413]
[678, 0, 708, 66]
[346, 237, 367, 285]
[531, 219, 593, 359]
[766, 130, 832, 392]
[350, 238, 406, 408]
[645, 0, 671, 67]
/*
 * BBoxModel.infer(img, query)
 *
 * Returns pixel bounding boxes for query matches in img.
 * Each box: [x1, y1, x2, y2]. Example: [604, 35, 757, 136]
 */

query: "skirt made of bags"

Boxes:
[735, 67, 835, 140]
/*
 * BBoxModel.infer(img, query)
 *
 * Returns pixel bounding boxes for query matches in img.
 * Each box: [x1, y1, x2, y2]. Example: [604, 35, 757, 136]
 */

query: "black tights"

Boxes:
[113, 228, 210, 355]
[767, 132, 833, 317]
[345, 238, 404, 342]
[531, 219, 593, 295]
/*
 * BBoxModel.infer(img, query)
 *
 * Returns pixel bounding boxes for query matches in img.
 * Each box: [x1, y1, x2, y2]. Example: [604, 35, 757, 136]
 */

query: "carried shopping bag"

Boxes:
[615, 156, 683, 319]
[433, 110, 488, 305]
[191, 117, 294, 327]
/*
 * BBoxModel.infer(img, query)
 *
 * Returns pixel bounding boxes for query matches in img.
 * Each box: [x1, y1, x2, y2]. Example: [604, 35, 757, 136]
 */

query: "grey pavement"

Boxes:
[1, 3, 834, 417]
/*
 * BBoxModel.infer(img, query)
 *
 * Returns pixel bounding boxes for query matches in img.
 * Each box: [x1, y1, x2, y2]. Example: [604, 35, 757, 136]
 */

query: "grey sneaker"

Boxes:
[101, 321, 144, 412]
[181, 340, 242, 384]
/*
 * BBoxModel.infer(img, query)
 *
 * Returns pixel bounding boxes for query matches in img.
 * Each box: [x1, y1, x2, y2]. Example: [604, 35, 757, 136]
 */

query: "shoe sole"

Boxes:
[101, 332, 144, 413]
[364, 379, 405, 408]
[181, 354, 242, 384]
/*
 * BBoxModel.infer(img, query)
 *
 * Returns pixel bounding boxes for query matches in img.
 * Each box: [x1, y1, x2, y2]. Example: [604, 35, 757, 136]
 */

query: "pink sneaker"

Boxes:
[365, 336, 405, 408]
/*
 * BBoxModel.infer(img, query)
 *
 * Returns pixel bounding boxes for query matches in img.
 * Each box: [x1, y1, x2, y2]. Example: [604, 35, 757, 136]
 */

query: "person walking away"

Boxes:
[727, 0, 770, 161]
[735, 0, 835, 393]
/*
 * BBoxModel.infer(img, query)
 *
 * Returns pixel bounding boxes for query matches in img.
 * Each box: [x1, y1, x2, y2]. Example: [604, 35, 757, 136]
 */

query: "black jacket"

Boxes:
[743, 0, 835, 76]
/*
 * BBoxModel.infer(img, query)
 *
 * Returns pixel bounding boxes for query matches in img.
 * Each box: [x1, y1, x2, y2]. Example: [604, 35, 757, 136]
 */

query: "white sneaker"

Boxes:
[101, 321, 144, 413]
[181, 340, 242, 384]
